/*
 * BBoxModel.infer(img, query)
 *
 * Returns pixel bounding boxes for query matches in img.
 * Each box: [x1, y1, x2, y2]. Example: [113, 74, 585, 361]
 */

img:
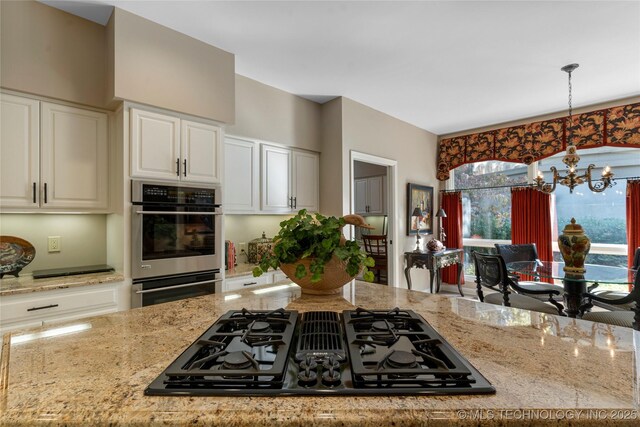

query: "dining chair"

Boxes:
[579, 264, 640, 331]
[494, 243, 562, 301]
[587, 247, 640, 311]
[362, 234, 388, 285]
[472, 251, 564, 316]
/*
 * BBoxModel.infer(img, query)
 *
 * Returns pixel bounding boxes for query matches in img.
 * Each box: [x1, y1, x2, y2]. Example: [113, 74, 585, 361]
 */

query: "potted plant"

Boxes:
[252, 209, 375, 294]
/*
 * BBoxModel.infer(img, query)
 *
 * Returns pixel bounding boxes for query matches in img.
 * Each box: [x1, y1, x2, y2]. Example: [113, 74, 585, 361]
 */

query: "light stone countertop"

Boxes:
[0, 271, 125, 297]
[224, 263, 258, 278]
[1, 280, 638, 426]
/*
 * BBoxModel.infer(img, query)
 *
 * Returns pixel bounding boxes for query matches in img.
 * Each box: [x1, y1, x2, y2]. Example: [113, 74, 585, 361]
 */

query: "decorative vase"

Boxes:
[558, 218, 591, 274]
[279, 255, 359, 295]
[247, 232, 274, 264]
[426, 238, 444, 252]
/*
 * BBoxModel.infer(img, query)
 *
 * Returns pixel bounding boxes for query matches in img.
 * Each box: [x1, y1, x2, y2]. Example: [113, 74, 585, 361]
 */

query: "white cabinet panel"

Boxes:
[41, 103, 108, 209]
[354, 179, 368, 215]
[261, 145, 292, 212]
[130, 108, 181, 180]
[292, 150, 319, 212]
[1, 94, 108, 211]
[130, 108, 221, 184]
[354, 175, 386, 215]
[181, 120, 220, 184]
[224, 137, 258, 212]
[0, 94, 39, 208]
[0, 283, 121, 334]
[223, 275, 269, 292]
[367, 175, 384, 214]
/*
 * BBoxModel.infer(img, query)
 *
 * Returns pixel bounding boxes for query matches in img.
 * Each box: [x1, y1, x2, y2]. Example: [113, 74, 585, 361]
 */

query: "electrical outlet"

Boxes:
[48, 236, 61, 252]
[238, 242, 247, 253]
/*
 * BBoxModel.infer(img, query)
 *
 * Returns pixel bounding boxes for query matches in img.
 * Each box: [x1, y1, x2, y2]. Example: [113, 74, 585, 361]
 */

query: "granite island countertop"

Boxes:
[1, 280, 638, 426]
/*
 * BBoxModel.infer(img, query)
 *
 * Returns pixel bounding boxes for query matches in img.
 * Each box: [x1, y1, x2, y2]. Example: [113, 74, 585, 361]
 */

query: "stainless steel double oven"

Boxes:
[131, 180, 222, 307]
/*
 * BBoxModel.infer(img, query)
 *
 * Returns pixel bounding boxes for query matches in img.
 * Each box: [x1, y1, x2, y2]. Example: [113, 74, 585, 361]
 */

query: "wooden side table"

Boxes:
[404, 249, 464, 296]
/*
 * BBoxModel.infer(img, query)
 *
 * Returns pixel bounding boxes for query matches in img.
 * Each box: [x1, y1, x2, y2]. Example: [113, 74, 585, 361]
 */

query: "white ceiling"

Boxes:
[41, 1, 640, 135]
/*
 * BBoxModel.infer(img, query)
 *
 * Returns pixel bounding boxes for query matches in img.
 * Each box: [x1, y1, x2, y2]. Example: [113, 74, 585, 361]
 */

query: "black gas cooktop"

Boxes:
[146, 307, 495, 396]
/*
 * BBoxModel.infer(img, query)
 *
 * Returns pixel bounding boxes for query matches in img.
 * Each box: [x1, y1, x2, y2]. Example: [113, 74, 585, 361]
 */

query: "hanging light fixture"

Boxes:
[533, 64, 614, 194]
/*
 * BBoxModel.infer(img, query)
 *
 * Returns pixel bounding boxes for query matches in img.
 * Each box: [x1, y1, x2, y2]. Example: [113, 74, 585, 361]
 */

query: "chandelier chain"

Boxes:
[568, 70, 573, 119]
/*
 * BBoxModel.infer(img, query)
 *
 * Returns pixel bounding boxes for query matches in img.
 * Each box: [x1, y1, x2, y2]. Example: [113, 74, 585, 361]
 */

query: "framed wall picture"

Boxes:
[406, 183, 434, 235]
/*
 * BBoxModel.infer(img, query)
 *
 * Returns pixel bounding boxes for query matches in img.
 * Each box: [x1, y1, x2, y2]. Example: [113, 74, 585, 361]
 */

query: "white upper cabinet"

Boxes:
[261, 144, 319, 213]
[354, 178, 368, 215]
[0, 94, 108, 211]
[130, 108, 221, 184]
[130, 108, 180, 180]
[0, 94, 40, 208]
[261, 145, 292, 212]
[354, 175, 386, 215]
[292, 150, 319, 212]
[181, 120, 221, 184]
[224, 137, 258, 213]
[41, 103, 108, 209]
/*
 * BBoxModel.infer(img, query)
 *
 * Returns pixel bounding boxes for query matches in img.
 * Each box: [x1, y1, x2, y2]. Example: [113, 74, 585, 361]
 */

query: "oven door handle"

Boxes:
[134, 210, 223, 215]
[135, 278, 222, 294]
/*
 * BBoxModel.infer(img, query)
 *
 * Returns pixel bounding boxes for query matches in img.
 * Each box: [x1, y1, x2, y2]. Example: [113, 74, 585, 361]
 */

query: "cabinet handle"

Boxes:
[27, 304, 58, 312]
[293, 196, 297, 209]
[289, 197, 293, 208]
[32, 182, 37, 203]
[243, 282, 257, 287]
[44, 183, 48, 203]
[176, 158, 180, 176]
[183, 159, 187, 177]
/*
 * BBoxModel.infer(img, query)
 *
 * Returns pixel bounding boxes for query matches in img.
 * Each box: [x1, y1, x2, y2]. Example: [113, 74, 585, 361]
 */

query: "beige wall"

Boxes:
[108, 8, 235, 123]
[0, 0, 107, 108]
[318, 97, 439, 286]
[0, 214, 108, 275]
[341, 98, 439, 244]
[319, 98, 344, 217]
[227, 75, 322, 151]
[354, 161, 387, 179]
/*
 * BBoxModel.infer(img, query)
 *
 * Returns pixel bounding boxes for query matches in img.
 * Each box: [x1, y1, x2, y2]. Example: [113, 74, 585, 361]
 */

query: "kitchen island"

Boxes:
[1, 280, 638, 426]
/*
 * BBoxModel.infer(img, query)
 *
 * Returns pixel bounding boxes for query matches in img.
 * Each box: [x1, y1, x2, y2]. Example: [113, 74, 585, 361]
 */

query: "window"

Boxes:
[453, 161, 528, 273]
[453, 147, 640, 277]
[539, 146, 640, 268]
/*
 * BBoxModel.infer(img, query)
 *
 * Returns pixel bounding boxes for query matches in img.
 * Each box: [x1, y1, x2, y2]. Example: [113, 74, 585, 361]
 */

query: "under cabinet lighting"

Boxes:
[252, 283, 297, 295]
[224, 294, 242, 301]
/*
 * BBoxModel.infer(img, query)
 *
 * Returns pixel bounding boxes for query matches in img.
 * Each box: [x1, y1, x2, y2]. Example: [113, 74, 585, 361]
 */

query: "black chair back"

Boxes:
[362, 235, 387, 256]
[362, 235, 388, 284]
[473, 251, 564, 315]
[472, 251, 510, 305]
[494, 243, 539, 264]
[633, 247, 640, 270]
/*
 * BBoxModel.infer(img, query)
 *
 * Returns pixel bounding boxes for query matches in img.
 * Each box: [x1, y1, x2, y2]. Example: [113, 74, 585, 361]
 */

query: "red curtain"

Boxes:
[441, 191, 463, 284]
[627, 180, 640, 288]
[511, 187, 553, 262]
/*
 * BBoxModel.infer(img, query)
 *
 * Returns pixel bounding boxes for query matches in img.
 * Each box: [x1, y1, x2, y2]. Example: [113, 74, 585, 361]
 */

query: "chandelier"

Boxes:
[533, 64, 614, 194]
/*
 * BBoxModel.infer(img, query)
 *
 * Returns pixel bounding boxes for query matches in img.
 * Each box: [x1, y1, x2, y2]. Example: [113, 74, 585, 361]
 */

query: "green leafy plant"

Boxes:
[252, 209, 375, 283]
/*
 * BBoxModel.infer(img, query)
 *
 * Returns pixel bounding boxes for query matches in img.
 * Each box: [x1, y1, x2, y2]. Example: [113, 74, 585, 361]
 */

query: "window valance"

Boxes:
[437, 102, 640, 181]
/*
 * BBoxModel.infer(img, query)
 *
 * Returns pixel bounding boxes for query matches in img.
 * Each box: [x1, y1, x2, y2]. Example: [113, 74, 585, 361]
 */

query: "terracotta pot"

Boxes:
[558, 218, 591, 274]
[279, 255, 359, 295]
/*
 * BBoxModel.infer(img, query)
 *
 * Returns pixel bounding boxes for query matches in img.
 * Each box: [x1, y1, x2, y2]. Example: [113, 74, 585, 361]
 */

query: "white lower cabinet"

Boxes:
[223, 275, 270, 292]
[0, 282, 125, 334]
[223, 270, 290, 292]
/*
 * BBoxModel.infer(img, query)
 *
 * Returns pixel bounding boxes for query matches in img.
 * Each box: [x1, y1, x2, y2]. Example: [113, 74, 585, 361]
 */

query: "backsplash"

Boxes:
[224, 215, 291, 264]
[0, 214, 107, 275]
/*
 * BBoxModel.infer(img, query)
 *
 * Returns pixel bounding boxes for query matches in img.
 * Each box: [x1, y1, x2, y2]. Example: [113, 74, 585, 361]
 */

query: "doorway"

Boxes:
[349, 151, 398, 287]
